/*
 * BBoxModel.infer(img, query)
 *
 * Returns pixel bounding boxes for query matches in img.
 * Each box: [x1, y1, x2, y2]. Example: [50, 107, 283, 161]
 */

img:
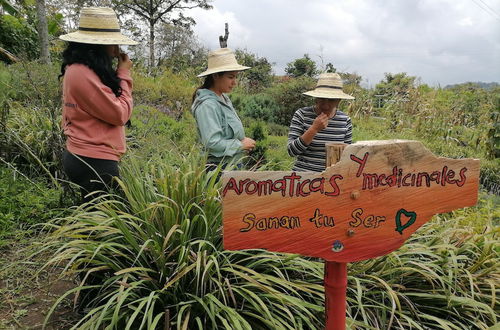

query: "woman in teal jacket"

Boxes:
[192, 48, 256, 169]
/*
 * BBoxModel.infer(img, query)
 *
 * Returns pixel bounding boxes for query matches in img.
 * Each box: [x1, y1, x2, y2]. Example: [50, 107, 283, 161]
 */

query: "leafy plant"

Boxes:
[0, 165, 61, 241]
[246, 121, 268, 169]
[38, 153, 325, 329]
[267, 76, 315, 126]
[0, 14, 39, 60]
[285, 54, 318, 78]
[230, 92, 279, 122]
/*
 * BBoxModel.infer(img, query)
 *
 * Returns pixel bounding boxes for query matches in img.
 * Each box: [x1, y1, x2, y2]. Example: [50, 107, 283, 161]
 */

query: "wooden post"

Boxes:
[219, 23, 229, 48]
[325, 143, 347, 330]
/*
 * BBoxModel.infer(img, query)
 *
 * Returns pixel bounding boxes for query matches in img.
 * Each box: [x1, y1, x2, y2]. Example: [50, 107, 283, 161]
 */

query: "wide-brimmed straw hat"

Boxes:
[197, 48, 250, 77]
[303, 73, 354, 100]
[59, 7, 138, 45]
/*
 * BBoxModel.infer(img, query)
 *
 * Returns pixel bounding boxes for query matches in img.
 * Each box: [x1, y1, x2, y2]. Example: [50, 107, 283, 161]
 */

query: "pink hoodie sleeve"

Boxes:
[70, 66, 133, 126]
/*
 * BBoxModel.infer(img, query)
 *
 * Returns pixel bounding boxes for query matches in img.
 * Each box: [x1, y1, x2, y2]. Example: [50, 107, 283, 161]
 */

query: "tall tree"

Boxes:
[116, 0, 212, 68]
[35, 0, 50, 63]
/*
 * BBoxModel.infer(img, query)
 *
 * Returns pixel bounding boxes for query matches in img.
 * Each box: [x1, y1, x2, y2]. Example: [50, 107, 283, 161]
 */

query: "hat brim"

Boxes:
[197, 65, 251, 77]
[303, 90, 355, 100]
[59, 31, 138, 45]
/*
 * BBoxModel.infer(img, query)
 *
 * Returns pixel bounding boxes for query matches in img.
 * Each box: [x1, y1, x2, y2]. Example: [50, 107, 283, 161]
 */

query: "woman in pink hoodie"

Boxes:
[58, 7, 138, 204]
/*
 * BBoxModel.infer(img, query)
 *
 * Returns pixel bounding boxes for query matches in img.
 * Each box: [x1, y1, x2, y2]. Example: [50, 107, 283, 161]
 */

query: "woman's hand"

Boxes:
[311, 112, 329, 132]
[118, 53, 133, 70]
[299, 112, 329, 145]
[241, 137, 256, 151]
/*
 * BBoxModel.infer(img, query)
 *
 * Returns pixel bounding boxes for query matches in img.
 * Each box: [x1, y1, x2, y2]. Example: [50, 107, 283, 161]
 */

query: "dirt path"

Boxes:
[0, 235, 79, 329]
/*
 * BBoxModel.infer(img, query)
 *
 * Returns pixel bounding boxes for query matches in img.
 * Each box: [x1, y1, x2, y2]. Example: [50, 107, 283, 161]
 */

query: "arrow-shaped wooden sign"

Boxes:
[222, 140, 480, 263]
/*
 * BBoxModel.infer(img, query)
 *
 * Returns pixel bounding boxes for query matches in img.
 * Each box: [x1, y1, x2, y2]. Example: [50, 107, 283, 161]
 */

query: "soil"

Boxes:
[0, 235, 80, 329]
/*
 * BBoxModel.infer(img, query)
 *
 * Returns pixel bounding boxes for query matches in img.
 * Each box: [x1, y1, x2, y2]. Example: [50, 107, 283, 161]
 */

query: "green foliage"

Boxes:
[344, 87, 374, 119]
[347, 196, 499, 329]
[0, 62, 63, 181]
[486, 110, 499, 159]
[373, 72, 417, 108]
[156, 23, 208, 75]
[37, 153, 499, 329]
[267, 76, 315, 126]
[132, 68, 195, 119]
[285, 54, 318, 78]
[229, 92, 278, 122]
[0, 0, 19, 15]
[0, 166, 61, 240]
[0, 58, 499, 329]
[246, 121, 268, 169]
[126, 105, 198, 161]
[263, 134, 294, 170]
[39, 154, 324, 329]
[235, 49, 274, 92]
[0, 14, 38, 60]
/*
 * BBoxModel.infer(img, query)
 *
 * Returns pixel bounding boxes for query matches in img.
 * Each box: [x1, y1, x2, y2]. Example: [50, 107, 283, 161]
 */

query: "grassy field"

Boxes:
[0, 62, 498, 329]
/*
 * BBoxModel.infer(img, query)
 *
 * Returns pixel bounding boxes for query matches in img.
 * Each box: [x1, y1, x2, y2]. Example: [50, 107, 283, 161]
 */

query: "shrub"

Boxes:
[132, 68, 195, 120]
[246, 121, 268, 169]
[267, 76, 315, 126]
[0, 166, 61, 241]
[229, 92, 279, 122]
[0, 15, 39, 61]
[39, 153, 324, 329]
[0, 62, 63, 180]
[126, 105, 198, 161]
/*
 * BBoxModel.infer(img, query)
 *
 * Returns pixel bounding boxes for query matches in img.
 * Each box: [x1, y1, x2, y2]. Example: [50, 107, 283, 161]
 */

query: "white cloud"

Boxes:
[188, 0, 500, 86]
[458, 17, 474, 27]
[190, 6, 251, 50]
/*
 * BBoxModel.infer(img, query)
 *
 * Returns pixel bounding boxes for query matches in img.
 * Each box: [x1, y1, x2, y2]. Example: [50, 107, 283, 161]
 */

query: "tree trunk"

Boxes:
[149, 19, 155, 69]
[35, 0, 50, 64]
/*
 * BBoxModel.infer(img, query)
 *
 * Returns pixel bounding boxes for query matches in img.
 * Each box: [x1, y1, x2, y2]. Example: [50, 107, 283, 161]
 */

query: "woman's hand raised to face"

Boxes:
[311, 112, 329, 132]
[241, 137, 256, 151]
[118, 53, 133, 70]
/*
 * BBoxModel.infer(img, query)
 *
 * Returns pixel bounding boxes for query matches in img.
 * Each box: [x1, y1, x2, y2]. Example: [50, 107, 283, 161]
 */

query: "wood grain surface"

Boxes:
[222, 140, 480, 262]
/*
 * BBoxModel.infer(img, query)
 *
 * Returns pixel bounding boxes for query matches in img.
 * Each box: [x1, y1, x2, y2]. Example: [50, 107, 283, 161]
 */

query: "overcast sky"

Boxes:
[188, 0, 500, 87]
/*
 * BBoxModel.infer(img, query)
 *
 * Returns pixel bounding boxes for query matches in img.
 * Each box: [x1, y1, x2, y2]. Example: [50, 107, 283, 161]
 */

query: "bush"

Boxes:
[0, 15, 39, 61]
[0, 62, 63, 181]
[229, 92, 279, 122]
[38, 153, 499, 329]
[133, 68, 196, 120]
[0, 166, 61, 241]
[126, 105, 198, 162]
[267, 76, 315, 126]
[39, 154, 324, 329]
[245, 121, 268, 169]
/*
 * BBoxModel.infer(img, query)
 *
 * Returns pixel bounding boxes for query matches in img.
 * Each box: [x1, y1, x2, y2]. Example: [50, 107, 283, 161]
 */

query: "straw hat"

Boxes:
[197, 48, 250, 77]
[59, 7, 138, 45]
[303, 73, 354, 100]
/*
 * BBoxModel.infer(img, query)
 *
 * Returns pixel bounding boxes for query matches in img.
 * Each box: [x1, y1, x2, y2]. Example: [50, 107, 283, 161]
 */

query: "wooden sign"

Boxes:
[222, 140, 480, 263]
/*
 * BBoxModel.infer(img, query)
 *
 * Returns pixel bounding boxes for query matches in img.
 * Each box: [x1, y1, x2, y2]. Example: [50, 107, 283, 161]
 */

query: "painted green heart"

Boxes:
[395, 209, 417, 235]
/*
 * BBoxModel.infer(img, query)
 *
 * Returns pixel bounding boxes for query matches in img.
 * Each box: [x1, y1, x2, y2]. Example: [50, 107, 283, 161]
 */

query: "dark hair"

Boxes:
[191, 74, 217, 103]
[59, 42, 122, 97]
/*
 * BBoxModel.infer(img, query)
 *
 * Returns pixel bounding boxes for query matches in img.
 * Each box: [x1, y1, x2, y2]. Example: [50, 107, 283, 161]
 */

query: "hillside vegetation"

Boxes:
[0, 61, 498, 329]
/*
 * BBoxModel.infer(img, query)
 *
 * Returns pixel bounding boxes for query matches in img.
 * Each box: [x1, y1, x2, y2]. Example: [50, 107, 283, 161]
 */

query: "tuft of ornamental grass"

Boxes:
[347, 196, 499, 329]
[37, 152, 324, 329]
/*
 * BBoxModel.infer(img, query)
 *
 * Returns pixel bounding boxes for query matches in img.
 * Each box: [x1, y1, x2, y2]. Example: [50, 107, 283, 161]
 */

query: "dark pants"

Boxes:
[62, 150, 119, 204]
